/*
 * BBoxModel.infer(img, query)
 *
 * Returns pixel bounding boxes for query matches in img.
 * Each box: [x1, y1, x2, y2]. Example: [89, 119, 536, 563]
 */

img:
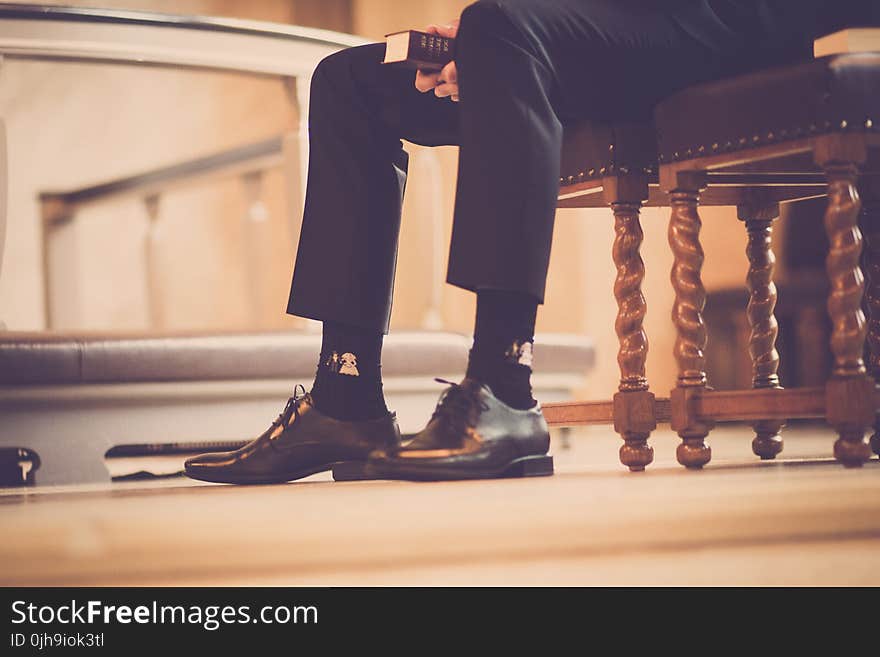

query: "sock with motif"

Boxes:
[465, 289, 538, 410]
[309, 320, 388, 421]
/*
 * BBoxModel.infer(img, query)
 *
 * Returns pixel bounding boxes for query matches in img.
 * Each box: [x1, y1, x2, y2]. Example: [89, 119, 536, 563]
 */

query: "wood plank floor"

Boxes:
[1, 423, 878, 586]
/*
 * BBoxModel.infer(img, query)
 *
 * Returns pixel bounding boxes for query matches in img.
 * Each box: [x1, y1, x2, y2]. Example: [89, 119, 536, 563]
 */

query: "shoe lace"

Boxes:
[269, 384, 308, 436]
[429, 378, 489, 442]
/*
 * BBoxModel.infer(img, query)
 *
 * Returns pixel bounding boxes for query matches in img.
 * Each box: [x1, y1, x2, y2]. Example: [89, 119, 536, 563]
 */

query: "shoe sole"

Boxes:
[333, 454, 554, 482]
[185, 461, 366, 485]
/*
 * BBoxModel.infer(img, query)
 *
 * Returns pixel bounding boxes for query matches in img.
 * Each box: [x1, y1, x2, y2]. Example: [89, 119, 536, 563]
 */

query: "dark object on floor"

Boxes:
[105, 440, 248, 459]
[111, 470, 185, 482]
[106, 441, 249, 458]
[0, 447, 40, 486]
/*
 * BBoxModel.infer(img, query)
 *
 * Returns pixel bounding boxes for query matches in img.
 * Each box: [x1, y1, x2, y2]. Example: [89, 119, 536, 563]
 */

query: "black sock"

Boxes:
[309, 320, 388, 421]
[465, 290, 538, 410]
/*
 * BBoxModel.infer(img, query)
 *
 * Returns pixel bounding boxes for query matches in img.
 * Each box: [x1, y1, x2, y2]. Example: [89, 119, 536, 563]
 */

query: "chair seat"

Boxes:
[559, 119, 657, 187]
[655, 53, 880, 168]
[556, 115, 825, 208]
[0, 330, 595, 385]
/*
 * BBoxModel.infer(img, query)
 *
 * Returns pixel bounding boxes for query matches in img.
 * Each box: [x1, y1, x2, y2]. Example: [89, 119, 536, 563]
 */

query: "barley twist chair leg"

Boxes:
[740, 204, 784, 459]
[669, 182, 712, 469]
[823, 163, 873, 467]
[611, 201, 654, 471]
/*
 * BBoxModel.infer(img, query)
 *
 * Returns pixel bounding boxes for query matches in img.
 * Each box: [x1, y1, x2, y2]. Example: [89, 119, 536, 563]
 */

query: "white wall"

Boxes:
[0, 0, 303, 331]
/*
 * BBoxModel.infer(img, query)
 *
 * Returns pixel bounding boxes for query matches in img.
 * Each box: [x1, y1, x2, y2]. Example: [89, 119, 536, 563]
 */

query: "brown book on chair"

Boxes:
[383, 29, 455, 71]
[814, 28, 880, 57]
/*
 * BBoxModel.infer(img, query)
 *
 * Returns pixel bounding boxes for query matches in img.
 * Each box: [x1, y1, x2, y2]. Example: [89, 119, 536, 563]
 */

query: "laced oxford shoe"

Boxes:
[184, 387, 401, 485]
[365, 378, 553, 481]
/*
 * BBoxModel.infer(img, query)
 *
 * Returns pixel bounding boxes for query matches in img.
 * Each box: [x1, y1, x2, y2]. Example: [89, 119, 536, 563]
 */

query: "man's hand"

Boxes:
[414, 20, 460, 102]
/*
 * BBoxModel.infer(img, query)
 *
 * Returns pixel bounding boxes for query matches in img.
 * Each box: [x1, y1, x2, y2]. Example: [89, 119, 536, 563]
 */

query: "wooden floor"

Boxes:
[2, 423, 879, 586]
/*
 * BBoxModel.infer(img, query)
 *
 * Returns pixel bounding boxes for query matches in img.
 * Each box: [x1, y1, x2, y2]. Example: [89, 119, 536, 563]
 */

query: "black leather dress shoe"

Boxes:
[184, 387, 400, 485]
[365, 378, 553, 481]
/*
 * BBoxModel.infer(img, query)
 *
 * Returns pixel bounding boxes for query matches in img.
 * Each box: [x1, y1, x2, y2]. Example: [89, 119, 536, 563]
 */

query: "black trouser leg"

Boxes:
[287, 43, 458, 333]
[446, 2, 562, 302]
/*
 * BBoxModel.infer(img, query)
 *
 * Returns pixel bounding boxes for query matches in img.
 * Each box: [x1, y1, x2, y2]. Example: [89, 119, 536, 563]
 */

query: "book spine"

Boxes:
[410, 31, 454, 67]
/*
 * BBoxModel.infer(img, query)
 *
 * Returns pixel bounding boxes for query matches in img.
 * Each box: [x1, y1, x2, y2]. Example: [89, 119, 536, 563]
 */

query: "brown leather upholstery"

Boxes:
[655, 53, 880, 166]
[0, 330, 594, 385]
[559, 119, 657, 186]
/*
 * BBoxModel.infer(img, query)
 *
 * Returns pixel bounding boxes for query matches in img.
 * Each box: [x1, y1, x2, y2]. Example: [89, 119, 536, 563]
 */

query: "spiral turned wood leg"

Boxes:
[860, 194, 880, 459]
[611, 202, 654, 472]
[824, 164, 872, 467]
[742, 209, 784, 459]
[669, 187, 712, 468]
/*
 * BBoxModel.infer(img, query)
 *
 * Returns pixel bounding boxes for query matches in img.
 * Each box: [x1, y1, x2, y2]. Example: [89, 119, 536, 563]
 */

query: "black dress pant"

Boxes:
[287, 0, 852, 333]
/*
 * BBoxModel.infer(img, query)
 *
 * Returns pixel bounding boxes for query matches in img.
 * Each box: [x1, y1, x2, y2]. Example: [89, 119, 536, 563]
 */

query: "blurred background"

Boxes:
[0, 0, 831, 401]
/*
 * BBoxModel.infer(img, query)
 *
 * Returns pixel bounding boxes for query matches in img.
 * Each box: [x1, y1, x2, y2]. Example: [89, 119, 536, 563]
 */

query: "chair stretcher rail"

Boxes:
[542, 385, 877, 428]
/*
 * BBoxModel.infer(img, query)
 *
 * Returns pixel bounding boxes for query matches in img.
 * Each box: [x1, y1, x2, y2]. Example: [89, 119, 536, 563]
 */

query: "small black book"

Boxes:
[0, 447, 40, 486]
[383, 29, 455, 71]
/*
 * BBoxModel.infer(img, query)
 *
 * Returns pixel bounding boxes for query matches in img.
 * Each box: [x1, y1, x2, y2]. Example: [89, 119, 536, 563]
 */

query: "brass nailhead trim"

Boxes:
[657, 118, 877, 164]
[559, 162, 658, 184]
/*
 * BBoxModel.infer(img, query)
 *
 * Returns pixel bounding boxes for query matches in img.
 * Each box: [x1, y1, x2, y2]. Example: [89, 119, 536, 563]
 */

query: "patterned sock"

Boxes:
[309, 320, 388, 421]
[465, 289, 538, 410]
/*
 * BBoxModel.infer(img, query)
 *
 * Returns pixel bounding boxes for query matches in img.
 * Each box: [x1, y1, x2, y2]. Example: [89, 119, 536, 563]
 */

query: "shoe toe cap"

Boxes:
[184, 451, 236, 472]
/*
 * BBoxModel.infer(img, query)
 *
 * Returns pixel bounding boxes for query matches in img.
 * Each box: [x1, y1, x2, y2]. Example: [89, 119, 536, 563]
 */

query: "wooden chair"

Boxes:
[651, 52, 880, 468]
[543, 53, 879, 471]
[545, 120, 793, 469]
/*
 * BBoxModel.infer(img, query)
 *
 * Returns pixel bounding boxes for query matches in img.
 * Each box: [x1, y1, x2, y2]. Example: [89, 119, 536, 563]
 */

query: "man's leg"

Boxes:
[450, 1, 732, 414]
[185, 43, 458, 485]
[289, 43, 459, 423]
